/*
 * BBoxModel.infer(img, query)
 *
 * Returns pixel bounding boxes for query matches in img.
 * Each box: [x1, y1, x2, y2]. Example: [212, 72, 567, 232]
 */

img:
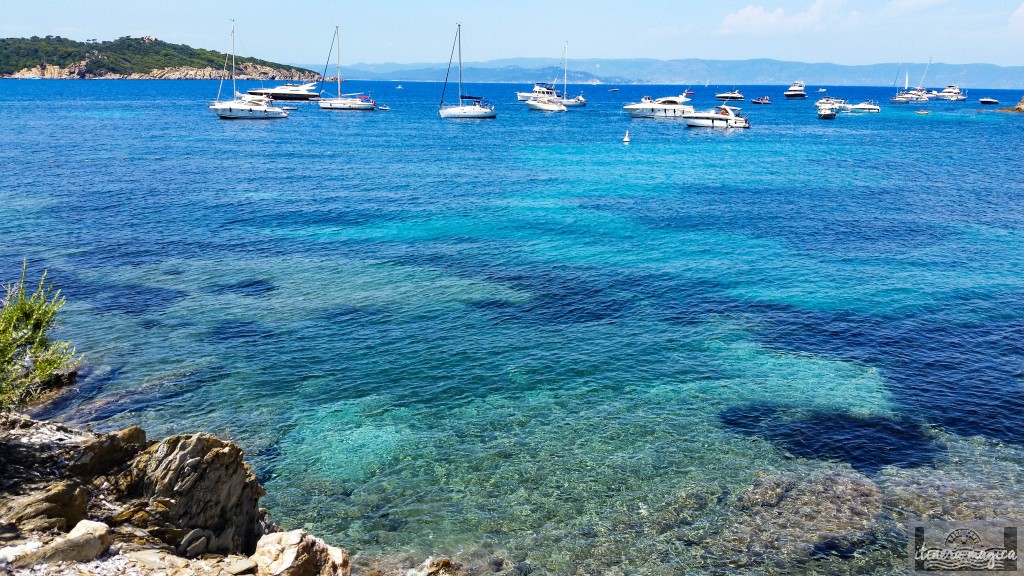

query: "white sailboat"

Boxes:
[209, 21, 288, 120]
[439, 23, 496, 119]
[560, 41, 587, 107]
[319, 26, 377, 111]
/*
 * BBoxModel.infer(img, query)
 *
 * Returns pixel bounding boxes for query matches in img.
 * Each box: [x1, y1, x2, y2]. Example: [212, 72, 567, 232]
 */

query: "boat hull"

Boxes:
[525, 99, 567, 112]
[319, 99, 376, 111]
[624, 105, 694, 118]
[209, 102, 288, 119]
[683, 114, 749, 128]
[784, 92, 807, 99]
[439, 104, 496, 119]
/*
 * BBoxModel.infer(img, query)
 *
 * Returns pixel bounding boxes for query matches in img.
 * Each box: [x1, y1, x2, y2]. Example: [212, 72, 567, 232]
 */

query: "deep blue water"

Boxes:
[3, 79, 1024, 573]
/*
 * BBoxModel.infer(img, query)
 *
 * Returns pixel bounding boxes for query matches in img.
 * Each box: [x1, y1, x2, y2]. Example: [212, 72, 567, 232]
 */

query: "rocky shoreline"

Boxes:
[4, 63, 318, 81]
[998, 96, 1024, 113]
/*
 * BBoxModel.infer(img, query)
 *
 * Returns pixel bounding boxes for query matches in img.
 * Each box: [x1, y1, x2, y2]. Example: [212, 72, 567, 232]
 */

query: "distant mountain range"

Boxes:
[329, 58, 1024, 89]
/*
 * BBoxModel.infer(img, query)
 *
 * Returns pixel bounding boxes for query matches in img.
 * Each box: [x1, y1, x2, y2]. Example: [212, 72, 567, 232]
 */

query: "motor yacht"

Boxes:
[847, 101, 881, 113]
[525, 97, 567, 112]
[562, 94, 587, 107]
[715, 89, 744, 101]
[683, 104, 749, 128]
[979, 97, 999, 105]
[817, 103, 838, 119]
[933, 84, 967, 101]
[516, 82, 560, 102]
[622, 94, 694, 118]
[783, 80, 807, 99]
[247, 82, 321, 101]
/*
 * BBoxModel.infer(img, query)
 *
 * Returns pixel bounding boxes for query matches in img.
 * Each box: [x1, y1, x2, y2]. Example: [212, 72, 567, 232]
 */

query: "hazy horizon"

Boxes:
[4, 0, 1024, 68]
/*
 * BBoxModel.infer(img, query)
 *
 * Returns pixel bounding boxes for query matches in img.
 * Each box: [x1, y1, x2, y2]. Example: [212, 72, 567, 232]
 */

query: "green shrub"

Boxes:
[0, 262, 79, 410]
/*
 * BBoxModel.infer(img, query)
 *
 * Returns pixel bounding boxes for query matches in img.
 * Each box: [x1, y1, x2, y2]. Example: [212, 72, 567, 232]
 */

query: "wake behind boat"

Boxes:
[623, 94, 694, 118]
[439, 24, 496, 119]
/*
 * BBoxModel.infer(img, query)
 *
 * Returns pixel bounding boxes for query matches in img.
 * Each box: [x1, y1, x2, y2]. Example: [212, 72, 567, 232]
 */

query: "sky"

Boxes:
[4, 0, 1024, 67]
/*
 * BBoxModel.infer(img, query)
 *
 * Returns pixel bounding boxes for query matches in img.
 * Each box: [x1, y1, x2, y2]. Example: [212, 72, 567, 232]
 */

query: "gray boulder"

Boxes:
[115, 433, 265, 554]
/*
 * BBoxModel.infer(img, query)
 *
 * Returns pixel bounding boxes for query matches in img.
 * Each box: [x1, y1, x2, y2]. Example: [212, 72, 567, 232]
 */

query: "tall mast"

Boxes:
[563, 41, 568, 99]
[336, 26, 341, 97]
[231, 20, 236, 97]
[457, 24, 463, 105]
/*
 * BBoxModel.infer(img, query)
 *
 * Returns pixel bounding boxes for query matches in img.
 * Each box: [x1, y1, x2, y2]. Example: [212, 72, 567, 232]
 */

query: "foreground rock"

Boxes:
[13, 519, 111, 567]
[252, 530, 350, 576]
[113, 433, 265, 555]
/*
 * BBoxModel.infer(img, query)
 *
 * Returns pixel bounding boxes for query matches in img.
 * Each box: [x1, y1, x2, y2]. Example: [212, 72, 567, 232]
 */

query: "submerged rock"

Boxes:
[252, 529, 350, 576]
[709, 470, 882, 567]
[115, 433, 265, 554]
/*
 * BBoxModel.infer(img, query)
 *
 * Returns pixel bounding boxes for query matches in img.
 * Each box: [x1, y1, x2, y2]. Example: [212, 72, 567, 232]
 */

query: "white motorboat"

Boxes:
[439, 24, 496, 119]
[210, 22, 288, 120]
[933, 84, 967, 101]
[715, 89, 744, 101]
[979, 97, 999, 105]
[817, 103, 838, 119]
[525, 97, 567, 112]
[623, 94, 694, 118]
[784, 80, 807, 99]
[318, 26, 377, 111]
[516, 82, 560, 102]
[816, 96, 850, 111]
[683, 104, 749, 128]
[562, 94, 588, 107]
[247, 82, 321, 101]
[848, 101, 881, 113]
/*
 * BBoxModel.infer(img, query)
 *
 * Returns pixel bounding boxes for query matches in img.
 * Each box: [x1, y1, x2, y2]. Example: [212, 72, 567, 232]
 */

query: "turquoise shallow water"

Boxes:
[3, 79, 1024, 573]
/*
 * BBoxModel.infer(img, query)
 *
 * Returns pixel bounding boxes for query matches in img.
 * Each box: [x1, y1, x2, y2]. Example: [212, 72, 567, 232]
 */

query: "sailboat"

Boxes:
[318, 26, 376, 111]
[209, 20, 288, 120]
[560, 41, 587, 107]
[439, 23, 496, 119]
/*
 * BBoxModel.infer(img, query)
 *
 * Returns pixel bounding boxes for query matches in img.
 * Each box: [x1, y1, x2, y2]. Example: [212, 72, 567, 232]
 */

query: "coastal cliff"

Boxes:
[997, 96, 1024, 113]
[0, 36, 317, 80]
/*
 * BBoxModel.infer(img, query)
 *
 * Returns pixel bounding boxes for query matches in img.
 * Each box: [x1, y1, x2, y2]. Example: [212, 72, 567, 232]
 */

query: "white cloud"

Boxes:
[1011, 3, 1024, 30]
[884, 0, 949, 16]
[718, 0, 848, 35]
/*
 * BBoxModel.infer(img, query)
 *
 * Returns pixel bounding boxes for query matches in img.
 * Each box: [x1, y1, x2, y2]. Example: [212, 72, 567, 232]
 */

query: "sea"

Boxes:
[2, 78, 1024, 574]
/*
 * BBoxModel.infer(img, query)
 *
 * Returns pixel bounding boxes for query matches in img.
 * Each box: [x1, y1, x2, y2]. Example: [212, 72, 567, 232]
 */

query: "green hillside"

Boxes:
[0, 35, 312, 76]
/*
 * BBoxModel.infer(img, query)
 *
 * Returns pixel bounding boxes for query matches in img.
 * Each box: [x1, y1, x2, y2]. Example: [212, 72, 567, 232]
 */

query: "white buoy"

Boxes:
[623, 130, 630, 144]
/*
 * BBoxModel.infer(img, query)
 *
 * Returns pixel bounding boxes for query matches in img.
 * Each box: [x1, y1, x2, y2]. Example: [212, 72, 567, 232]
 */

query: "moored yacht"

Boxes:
[318, 26, 377, 111]
[247, 82, 321, 101]
[784, 80, 807, 99]
[683, 104, 749, 128]
[933, 84, 967, 101]
[715, 89, 744, 101]
[439, 24, 496, 119]
[979, 97, 999, 105]
[210, 22, 288, 120]
[848, 100, 881, 113]
[622, 94, 694, 118]
[516, 82, 560, 101]
[525, 97, 567, 112]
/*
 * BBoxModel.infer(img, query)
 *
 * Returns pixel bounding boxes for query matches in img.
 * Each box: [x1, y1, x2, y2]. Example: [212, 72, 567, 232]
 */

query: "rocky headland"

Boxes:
[7, 62, 317, 81]
[997, 96, 1024, 113]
